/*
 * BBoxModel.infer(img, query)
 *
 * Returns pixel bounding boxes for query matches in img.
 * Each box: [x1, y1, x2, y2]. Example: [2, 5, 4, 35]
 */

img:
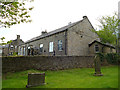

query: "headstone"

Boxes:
[26, 72, 45, 88]
[94, 54, 103, 76]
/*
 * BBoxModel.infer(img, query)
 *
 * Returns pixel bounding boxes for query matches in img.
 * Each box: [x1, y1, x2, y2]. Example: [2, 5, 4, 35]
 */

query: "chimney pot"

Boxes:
[83, 16, 87, 19]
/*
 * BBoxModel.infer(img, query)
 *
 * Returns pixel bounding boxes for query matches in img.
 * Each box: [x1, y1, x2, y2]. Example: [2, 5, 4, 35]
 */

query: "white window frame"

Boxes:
[23, 47, 26, 55]
[0, 50, 2, 54]
[28, 46, 30, 49]
[58, 40, 63, 51]
[49, 42, 53, 52]
[40, 44, 43, 53]
[10, 45, 14, 50]
[11, 45, 13, 48]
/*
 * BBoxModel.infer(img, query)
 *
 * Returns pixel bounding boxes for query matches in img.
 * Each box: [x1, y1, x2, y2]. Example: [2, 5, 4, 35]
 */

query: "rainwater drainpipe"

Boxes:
[65, 29, 68, 55]
[118, 2, 120, 55]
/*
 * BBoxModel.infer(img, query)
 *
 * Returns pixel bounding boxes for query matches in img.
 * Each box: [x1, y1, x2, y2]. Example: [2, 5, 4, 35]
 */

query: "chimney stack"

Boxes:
[17, 35, 20, 45]
[41, 30, 47, 35]
[17, 35, 20, 40]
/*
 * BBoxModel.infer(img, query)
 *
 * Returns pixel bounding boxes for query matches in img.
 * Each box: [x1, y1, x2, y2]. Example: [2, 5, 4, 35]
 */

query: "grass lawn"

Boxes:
[2, 65, 118, 88]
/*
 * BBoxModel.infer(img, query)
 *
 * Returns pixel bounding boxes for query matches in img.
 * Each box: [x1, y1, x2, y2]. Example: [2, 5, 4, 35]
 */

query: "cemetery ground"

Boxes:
[2, 65, 118, 88]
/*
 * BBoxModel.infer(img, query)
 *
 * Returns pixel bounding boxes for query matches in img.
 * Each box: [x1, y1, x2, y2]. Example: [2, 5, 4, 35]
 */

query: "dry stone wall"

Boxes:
[2, 56, 95, 73]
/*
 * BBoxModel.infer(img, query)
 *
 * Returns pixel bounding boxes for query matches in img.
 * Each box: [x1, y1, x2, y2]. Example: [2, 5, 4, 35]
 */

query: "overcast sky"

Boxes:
[0, 0, 120, 43]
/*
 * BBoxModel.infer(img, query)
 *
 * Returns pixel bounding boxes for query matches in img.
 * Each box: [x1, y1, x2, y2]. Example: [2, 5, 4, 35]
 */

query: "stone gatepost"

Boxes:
[26, 72, 46, 88]
[94, 54, 103, 76]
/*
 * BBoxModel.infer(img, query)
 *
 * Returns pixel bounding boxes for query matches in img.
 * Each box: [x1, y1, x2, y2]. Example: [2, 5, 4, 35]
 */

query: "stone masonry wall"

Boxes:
[67, 17, 99, 56]
[24, 31, 66, 56]
[2, 56, 94, 73]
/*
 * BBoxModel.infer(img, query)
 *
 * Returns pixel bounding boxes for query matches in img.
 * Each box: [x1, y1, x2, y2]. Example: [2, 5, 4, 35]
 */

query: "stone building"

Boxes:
[89, 40, 116, 55]
[18, 16, 115, 56]
[2, 35, 24, 56]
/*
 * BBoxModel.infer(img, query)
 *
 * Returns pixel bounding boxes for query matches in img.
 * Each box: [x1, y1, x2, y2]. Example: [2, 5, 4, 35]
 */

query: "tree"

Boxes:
[0, 0, 34, 45]
[95, 13, 120, 45]
[0, 0, 34, 28]
[0, 37, 12, 45]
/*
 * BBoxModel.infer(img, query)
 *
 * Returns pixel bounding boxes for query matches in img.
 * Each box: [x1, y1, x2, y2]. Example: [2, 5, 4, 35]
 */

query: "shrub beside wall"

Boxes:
[97, 53, 120, 65]
[105, 53, 120, 65]
[2, 56, 95, 73]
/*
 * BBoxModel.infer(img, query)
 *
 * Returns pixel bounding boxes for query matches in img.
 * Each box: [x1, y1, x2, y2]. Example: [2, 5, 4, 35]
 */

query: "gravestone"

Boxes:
[26, 72, 45, 88]
[94, 54, 103, 76]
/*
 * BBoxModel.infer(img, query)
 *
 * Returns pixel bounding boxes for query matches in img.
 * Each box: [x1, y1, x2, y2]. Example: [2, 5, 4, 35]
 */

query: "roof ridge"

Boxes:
[25, 18, 85, 43]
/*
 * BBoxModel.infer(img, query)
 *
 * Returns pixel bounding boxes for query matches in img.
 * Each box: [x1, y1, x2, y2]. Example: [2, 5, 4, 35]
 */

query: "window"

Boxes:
[0, 50, 2, 54]
[20, 47, 23, 55]
[15, 46, 17, 49]
[23, 47, 26, 55]
[94, 45, 99, 53]
[28, 46, 31, 55]
[49, 42, 53, 52]
[15, 46, 17, 52]
[11, 45, 13, 48]
[58, 40, 62, 51]
[40, 44, 43, 53]
[28, 46, 30, 49]
[10, 45, 14, 50]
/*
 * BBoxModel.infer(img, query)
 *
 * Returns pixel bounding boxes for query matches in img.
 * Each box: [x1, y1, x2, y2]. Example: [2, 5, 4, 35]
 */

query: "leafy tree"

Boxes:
[95, 13, 119, 45]
[0, 0, 34, 45]
[0, 0, 34, 28]
[0, 37, 12, 45]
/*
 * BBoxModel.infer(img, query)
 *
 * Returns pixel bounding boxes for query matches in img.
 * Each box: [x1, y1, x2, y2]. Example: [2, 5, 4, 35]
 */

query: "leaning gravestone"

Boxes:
[94, 54, 103, 76]
[26, 72, 46, 88]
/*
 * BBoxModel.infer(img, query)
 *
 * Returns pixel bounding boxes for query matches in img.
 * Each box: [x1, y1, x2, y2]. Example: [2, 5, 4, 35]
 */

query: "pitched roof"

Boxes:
[11, 39, 24, 45]
[89, 40, 115, 49]
[25, 18, 85, 43]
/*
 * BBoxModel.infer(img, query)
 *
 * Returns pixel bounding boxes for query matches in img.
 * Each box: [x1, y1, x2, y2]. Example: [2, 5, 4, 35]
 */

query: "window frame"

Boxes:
[10, 45, 14, 50]
[40, 44, 43, 53]
[94, 44, 99, 53]
[58, 40, 63, 51]
[49, 42, 53, 52]
[23, 47, 26, 55]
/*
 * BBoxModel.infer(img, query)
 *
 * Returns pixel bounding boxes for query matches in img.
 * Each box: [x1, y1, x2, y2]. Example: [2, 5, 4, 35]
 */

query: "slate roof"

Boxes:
[89, 40, 115, 49]
[11, 39, 24, 45]
[25, 19, 84, 43]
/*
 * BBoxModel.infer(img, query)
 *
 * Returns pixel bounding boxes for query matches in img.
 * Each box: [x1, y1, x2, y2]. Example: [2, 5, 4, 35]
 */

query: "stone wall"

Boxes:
[67, 17, 99, 56]
[2, 56, 94, 73]
[21, 31, 67, 56]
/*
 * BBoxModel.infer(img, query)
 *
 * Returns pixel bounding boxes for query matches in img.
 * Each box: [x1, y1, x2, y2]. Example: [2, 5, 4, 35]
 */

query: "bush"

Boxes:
[105, 53, 120, 65]
[13, 52, 18, 56]
[96, 53, 120, 65]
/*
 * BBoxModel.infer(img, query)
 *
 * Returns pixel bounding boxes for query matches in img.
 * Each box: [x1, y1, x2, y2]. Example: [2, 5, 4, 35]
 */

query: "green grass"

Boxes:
[2, 65, 118, 88]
